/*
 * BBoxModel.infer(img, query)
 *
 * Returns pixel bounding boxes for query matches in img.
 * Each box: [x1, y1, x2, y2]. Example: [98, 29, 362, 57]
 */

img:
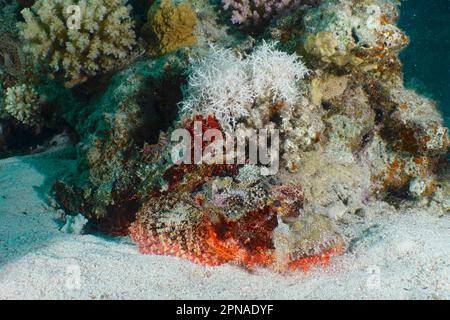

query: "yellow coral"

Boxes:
[145, 0, 198, 56]
[18, 0, 136, 87]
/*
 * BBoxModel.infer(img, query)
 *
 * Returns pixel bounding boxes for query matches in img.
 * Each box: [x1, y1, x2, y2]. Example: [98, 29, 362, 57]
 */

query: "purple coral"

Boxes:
[222, 0, 313, 26]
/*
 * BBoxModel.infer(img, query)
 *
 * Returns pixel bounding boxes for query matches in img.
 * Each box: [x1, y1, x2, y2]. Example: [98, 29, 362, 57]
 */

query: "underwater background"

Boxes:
[399, 0, 450, 126]
[0, 0, 449, 299]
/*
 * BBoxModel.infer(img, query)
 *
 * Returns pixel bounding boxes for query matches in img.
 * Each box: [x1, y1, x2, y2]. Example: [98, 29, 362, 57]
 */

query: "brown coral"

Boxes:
[144, 0, 198, 56]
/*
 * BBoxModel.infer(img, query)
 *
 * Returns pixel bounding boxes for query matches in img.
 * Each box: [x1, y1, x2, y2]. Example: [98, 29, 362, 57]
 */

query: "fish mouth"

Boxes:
[273, 213, 344, 271]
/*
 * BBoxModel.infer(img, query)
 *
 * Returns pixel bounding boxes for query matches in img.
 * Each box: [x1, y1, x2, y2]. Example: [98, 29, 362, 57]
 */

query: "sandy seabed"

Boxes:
[0, 147, 449, 300]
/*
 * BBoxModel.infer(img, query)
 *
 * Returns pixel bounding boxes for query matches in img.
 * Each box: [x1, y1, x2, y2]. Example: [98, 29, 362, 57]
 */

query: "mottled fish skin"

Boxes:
[130, 175, 344, 271]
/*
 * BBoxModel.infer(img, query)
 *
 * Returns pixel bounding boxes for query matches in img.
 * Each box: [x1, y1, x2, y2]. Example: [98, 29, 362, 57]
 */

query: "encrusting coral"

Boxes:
[0, 33, 24, 82]
[0, 0, 20, 35]
[144, 0, 198, 56]
[54, 53, 186, 234]
[0, 2, 25, 86]
[18, 0, 137, 87]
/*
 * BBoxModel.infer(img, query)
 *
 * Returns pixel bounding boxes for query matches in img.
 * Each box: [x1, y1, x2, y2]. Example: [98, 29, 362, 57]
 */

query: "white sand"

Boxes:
[0, 148, 449, 300]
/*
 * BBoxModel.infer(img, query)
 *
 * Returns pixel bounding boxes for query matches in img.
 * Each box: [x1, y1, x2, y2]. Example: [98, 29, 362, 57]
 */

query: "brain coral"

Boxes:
[145, 0, 198, 56]
[4, 84, 40, 127]
[18, 0, 137, 87]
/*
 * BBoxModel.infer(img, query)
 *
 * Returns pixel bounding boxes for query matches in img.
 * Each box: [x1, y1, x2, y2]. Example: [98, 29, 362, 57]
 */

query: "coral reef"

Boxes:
[180, 41, 319, 170]
[55, 53, 186, 234]
[28, 0, 447, 272]
[144, 0, 198, 56]
[18, 0, 137, 87]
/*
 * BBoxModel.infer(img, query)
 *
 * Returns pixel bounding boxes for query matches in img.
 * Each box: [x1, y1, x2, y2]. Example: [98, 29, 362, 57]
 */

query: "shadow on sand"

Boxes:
[0, 146, 77, 267]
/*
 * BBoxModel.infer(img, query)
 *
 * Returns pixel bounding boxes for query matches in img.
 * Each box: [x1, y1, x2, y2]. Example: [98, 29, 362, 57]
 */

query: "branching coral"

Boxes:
[180, 41, 315, 171]
[248, 41, 309, 106]
[145, 0, 198, 56]
[222, 0, 314, 26]
[180, 45, 252, 131]
[180, 41, 308, 131]
[18, 0, 137, 87]
[3, 83, 40, 127]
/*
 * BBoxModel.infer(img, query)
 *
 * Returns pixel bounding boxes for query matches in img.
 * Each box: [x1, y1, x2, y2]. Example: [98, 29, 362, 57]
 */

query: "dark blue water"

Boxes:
[398, 0, 450, 126]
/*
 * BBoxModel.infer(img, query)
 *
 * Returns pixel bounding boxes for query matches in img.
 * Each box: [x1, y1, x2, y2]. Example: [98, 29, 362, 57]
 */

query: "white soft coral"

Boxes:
[180, 42, 309, 131]
[180, 45, 252, 132]
[249, 41, 309, 106]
